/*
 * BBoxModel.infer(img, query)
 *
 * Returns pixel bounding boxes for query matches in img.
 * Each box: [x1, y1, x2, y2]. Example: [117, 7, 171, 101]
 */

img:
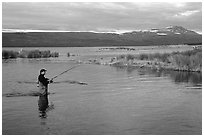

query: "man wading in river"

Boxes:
[37, 68, 53, 118]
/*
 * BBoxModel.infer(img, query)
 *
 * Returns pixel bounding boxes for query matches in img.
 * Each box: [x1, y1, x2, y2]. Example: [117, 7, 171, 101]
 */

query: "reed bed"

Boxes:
[2, 49, 59, 59]
[116, 49, 202, 72]
[2, 50, 19, 59]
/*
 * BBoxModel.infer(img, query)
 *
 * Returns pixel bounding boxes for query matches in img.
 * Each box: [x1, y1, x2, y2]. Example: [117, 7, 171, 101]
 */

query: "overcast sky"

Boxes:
[2, 2, 202, 33]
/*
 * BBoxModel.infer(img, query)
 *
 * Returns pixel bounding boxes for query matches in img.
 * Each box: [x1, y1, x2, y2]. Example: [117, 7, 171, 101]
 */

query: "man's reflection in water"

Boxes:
[38, 95, 55, 119]
[38, 94, 49, 118]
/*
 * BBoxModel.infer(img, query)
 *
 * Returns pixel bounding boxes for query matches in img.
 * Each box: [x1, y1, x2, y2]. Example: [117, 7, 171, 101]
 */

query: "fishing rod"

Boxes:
[51, 64, 80, 80]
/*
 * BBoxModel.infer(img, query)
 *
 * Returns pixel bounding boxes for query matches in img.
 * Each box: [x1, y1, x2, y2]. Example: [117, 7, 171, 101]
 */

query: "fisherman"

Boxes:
[37, 68, 53, 118]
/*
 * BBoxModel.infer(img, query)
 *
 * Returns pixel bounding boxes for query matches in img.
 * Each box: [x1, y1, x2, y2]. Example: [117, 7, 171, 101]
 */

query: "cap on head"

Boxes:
[40, 68, 47, 73]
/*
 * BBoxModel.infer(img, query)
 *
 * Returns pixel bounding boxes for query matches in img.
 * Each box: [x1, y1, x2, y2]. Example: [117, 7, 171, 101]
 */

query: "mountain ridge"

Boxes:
[2, 26, 202, 47]
[2, 26, 201, 34]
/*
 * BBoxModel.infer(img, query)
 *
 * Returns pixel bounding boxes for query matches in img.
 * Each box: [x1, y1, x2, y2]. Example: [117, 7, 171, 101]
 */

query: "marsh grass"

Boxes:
[2, 49, 59, 59]
[116, 49, 202, 72]
[50, 52, 59, 57]
[171, 51, 201, 71]
[2, 50, 19, 59]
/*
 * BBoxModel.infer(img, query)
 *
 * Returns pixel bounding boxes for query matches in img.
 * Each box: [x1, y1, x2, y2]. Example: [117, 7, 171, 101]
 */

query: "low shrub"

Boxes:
[117, 54, 126, 60]
[2, 50, 19, 59]
[138, 53, 149, 60]
[27, 50, 42, 58]
[2, 49, 59, 59]
[126, 54, 135, 61]
[51, 52, 59, 57]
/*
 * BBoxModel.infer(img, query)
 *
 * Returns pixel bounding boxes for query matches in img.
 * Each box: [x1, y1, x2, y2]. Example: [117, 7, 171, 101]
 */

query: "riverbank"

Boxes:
[2, 49, 59, 59]
[86, 48, 202, 73]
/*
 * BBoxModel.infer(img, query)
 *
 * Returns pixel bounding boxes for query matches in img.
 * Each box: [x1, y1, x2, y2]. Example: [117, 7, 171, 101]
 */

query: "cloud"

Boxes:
[174, 10, 200, 17]
[2, 2, 202, 33]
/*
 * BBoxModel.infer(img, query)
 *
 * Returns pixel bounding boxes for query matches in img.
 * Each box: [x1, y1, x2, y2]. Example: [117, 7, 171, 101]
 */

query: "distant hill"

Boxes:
[2, 26, 202, 47]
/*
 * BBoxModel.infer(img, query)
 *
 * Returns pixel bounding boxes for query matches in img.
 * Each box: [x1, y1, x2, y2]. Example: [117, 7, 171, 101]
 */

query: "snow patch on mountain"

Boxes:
[150, 28, 159, 32]
[157, 33, 167, 36]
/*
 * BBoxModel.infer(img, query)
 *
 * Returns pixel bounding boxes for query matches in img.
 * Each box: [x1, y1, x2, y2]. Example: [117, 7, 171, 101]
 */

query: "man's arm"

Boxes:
[46, 78, 53, 84]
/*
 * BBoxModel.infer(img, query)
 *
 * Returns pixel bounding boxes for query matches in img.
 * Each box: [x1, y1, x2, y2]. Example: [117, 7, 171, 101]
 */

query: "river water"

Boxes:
[2, 46, 202, 135]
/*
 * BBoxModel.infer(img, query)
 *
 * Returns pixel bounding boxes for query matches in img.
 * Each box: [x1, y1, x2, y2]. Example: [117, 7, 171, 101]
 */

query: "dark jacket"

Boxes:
[38, 74, 49, 87]
[38, 74, 50, 95]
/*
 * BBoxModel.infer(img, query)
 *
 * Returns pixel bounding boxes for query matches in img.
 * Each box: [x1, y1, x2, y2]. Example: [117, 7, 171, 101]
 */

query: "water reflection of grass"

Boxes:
[136, 68, 202, 85]
[116, 66, 202, 85]
[2, 49, 59, 59]
[169, 71, 202, 84]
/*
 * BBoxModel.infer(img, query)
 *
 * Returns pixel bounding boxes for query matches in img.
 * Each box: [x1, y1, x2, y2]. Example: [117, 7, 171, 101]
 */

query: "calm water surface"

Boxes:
[2, 47, 202, 135]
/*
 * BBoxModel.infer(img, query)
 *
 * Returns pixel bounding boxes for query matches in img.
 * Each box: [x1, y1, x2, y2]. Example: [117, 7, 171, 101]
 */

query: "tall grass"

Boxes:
[136, 52, 171, 62]
[50, 52, 59, 57]
[2, 49, 59, 59]
[2, 50, 19, 59]
[171, 50, 201, 71]
[116, 49, 202, 71]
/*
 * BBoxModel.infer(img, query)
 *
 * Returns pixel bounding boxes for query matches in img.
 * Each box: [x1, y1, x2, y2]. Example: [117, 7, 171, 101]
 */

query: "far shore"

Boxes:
[2, 45, 202, 73]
